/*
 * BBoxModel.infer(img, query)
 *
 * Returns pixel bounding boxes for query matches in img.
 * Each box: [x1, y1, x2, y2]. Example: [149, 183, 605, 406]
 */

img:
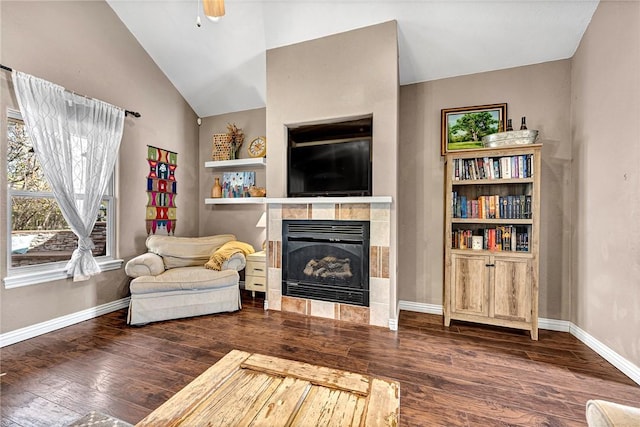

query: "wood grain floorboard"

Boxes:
[1, 291, 638, 426]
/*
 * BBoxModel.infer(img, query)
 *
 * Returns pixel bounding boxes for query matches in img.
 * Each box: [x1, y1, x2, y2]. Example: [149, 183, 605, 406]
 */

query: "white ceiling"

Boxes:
[106, 0, 599, 118]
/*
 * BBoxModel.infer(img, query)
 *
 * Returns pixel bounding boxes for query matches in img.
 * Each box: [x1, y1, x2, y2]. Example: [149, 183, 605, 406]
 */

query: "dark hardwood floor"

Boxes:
[1, 291, 639, 426]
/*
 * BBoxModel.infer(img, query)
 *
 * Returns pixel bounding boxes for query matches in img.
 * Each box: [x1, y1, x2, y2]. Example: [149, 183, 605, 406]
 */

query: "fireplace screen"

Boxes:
[282, 220, 369, 306]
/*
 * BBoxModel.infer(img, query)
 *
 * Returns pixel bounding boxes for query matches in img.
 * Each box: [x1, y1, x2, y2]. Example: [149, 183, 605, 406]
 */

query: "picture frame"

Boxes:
[441, 103, 507, 155]
[222, 171, 255, 198]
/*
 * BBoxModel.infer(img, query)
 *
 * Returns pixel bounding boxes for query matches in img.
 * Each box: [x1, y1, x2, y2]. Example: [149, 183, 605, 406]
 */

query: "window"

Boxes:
[5, 109, 121, 288]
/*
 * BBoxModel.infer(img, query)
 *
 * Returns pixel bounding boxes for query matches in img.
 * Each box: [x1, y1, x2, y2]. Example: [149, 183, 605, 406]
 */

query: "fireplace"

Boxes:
[282, 220, 370, 306]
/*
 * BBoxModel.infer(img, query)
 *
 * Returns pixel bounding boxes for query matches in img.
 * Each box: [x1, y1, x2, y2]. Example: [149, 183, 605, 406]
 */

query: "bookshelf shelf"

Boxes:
[443, 144, 541, 340]
[451, 218, 533, 225]
[452, 177, 534, 186]
[450, 248, 532, 258]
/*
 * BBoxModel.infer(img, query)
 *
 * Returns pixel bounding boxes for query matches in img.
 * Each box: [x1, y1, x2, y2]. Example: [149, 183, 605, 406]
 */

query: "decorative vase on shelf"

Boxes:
[211, 177, 222, 198]
[226, 123, 244, 161]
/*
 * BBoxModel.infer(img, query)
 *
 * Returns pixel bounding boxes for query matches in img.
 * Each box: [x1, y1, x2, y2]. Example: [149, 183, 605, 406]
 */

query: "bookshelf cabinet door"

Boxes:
[451, 254, 489, 317]
[492, 257, 532, 322]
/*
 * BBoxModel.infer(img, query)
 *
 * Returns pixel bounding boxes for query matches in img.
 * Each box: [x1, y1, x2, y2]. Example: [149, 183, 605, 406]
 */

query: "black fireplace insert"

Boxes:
[282, 220, 370, 306]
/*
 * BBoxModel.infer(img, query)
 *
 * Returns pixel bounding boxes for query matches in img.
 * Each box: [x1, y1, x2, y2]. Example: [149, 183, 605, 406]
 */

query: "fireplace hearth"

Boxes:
[282, 220, 370, 306]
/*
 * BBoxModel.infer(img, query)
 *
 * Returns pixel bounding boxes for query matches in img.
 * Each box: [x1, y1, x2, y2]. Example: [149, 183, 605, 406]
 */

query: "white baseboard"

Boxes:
[0, 297, 130, 348]
[398, 300, 640, 386]
[399, 300, 443, 315]
[538, 317, 571, 332]
[570, 323, 640, 386]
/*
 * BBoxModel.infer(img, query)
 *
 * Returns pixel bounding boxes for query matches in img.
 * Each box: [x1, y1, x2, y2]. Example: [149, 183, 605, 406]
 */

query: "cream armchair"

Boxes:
[586, 399, 640, 426]
[125, 234, 250, 325]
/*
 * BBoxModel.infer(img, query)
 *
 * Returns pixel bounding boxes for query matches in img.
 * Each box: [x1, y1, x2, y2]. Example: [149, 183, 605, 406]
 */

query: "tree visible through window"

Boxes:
[7, 111, 111, 268]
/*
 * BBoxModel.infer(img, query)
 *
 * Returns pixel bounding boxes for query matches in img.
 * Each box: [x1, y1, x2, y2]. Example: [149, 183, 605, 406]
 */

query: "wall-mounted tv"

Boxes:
[287, 116, 372, 197]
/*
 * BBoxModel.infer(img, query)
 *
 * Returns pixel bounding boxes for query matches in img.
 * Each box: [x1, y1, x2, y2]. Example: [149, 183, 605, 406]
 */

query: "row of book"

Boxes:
[452, 226, 530, 252]
[452, 193, 532, 219]
[452, 154, 534, 181]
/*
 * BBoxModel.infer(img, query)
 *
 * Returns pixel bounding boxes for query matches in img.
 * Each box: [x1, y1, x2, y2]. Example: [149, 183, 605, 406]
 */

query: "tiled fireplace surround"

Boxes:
[265, 200, 392, 328]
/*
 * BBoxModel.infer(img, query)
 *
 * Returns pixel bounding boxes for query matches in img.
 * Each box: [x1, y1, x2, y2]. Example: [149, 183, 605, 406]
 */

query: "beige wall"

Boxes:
[265, 21, 400, 319]
[399, 60, 572, 320]
[265, 21, 399, 199]
[0, 1, 198, 333]
[571, 1, 640, 366]
[199, 108, 266, 251]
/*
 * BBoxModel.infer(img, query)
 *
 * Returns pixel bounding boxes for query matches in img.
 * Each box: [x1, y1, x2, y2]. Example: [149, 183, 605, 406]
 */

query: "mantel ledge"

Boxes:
[267, 196, 392, 205]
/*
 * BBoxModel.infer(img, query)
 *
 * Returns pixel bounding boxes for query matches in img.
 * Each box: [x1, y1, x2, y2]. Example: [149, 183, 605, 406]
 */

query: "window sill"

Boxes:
[3, 258, 124, 289]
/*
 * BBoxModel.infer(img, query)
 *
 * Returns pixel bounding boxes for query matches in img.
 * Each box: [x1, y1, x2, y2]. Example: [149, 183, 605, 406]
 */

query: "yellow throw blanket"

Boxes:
[204, 240, 255, 271]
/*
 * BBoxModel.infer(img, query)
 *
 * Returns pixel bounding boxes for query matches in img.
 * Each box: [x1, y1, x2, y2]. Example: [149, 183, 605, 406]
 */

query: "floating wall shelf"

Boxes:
[204, 197, 266, 205]
[204, 158, 266, 169]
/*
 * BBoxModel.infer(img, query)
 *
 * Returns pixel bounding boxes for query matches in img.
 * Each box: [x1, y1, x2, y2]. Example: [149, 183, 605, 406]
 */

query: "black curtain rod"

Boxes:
[0, 64, 141, 118]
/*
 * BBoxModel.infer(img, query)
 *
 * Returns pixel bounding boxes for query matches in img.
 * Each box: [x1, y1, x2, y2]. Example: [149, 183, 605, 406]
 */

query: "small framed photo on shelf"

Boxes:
[441, 103, 507, 155]
[222, 171, 255, 198]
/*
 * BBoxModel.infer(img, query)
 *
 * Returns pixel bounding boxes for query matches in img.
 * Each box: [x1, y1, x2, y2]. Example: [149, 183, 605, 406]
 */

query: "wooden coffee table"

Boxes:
[136, 349, 399, 426]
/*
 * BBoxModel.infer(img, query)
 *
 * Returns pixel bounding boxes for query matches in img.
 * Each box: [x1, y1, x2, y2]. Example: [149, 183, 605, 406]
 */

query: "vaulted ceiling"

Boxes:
[107, 0, 599, 118]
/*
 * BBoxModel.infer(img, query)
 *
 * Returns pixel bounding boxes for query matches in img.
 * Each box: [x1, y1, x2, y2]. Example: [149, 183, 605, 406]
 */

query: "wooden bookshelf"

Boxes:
[443, 144, 541, 340]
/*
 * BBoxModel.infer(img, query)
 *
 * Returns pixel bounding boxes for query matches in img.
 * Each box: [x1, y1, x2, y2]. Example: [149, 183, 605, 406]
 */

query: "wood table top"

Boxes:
[136, 349, 400, 426]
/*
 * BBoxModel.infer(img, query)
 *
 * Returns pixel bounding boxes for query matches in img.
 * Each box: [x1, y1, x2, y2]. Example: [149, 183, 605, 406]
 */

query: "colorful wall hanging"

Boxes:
[146, 146, 177, 235]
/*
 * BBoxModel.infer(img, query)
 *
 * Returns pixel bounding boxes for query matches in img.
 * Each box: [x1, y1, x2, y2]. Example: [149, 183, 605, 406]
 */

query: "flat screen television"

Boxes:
[287, 117, 372, 197]
[288, 139, 372, 197]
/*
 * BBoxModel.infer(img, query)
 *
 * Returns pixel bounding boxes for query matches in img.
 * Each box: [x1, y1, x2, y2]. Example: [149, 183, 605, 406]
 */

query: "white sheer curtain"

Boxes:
[12, 71, 124, 281]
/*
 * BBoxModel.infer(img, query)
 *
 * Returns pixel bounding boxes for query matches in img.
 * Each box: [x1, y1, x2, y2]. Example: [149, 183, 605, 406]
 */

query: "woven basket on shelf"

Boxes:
[211, 133, 232, 161]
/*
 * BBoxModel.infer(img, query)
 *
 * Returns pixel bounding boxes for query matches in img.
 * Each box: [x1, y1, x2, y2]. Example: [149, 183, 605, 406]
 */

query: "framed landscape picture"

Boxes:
[441, 103, 507, 155]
